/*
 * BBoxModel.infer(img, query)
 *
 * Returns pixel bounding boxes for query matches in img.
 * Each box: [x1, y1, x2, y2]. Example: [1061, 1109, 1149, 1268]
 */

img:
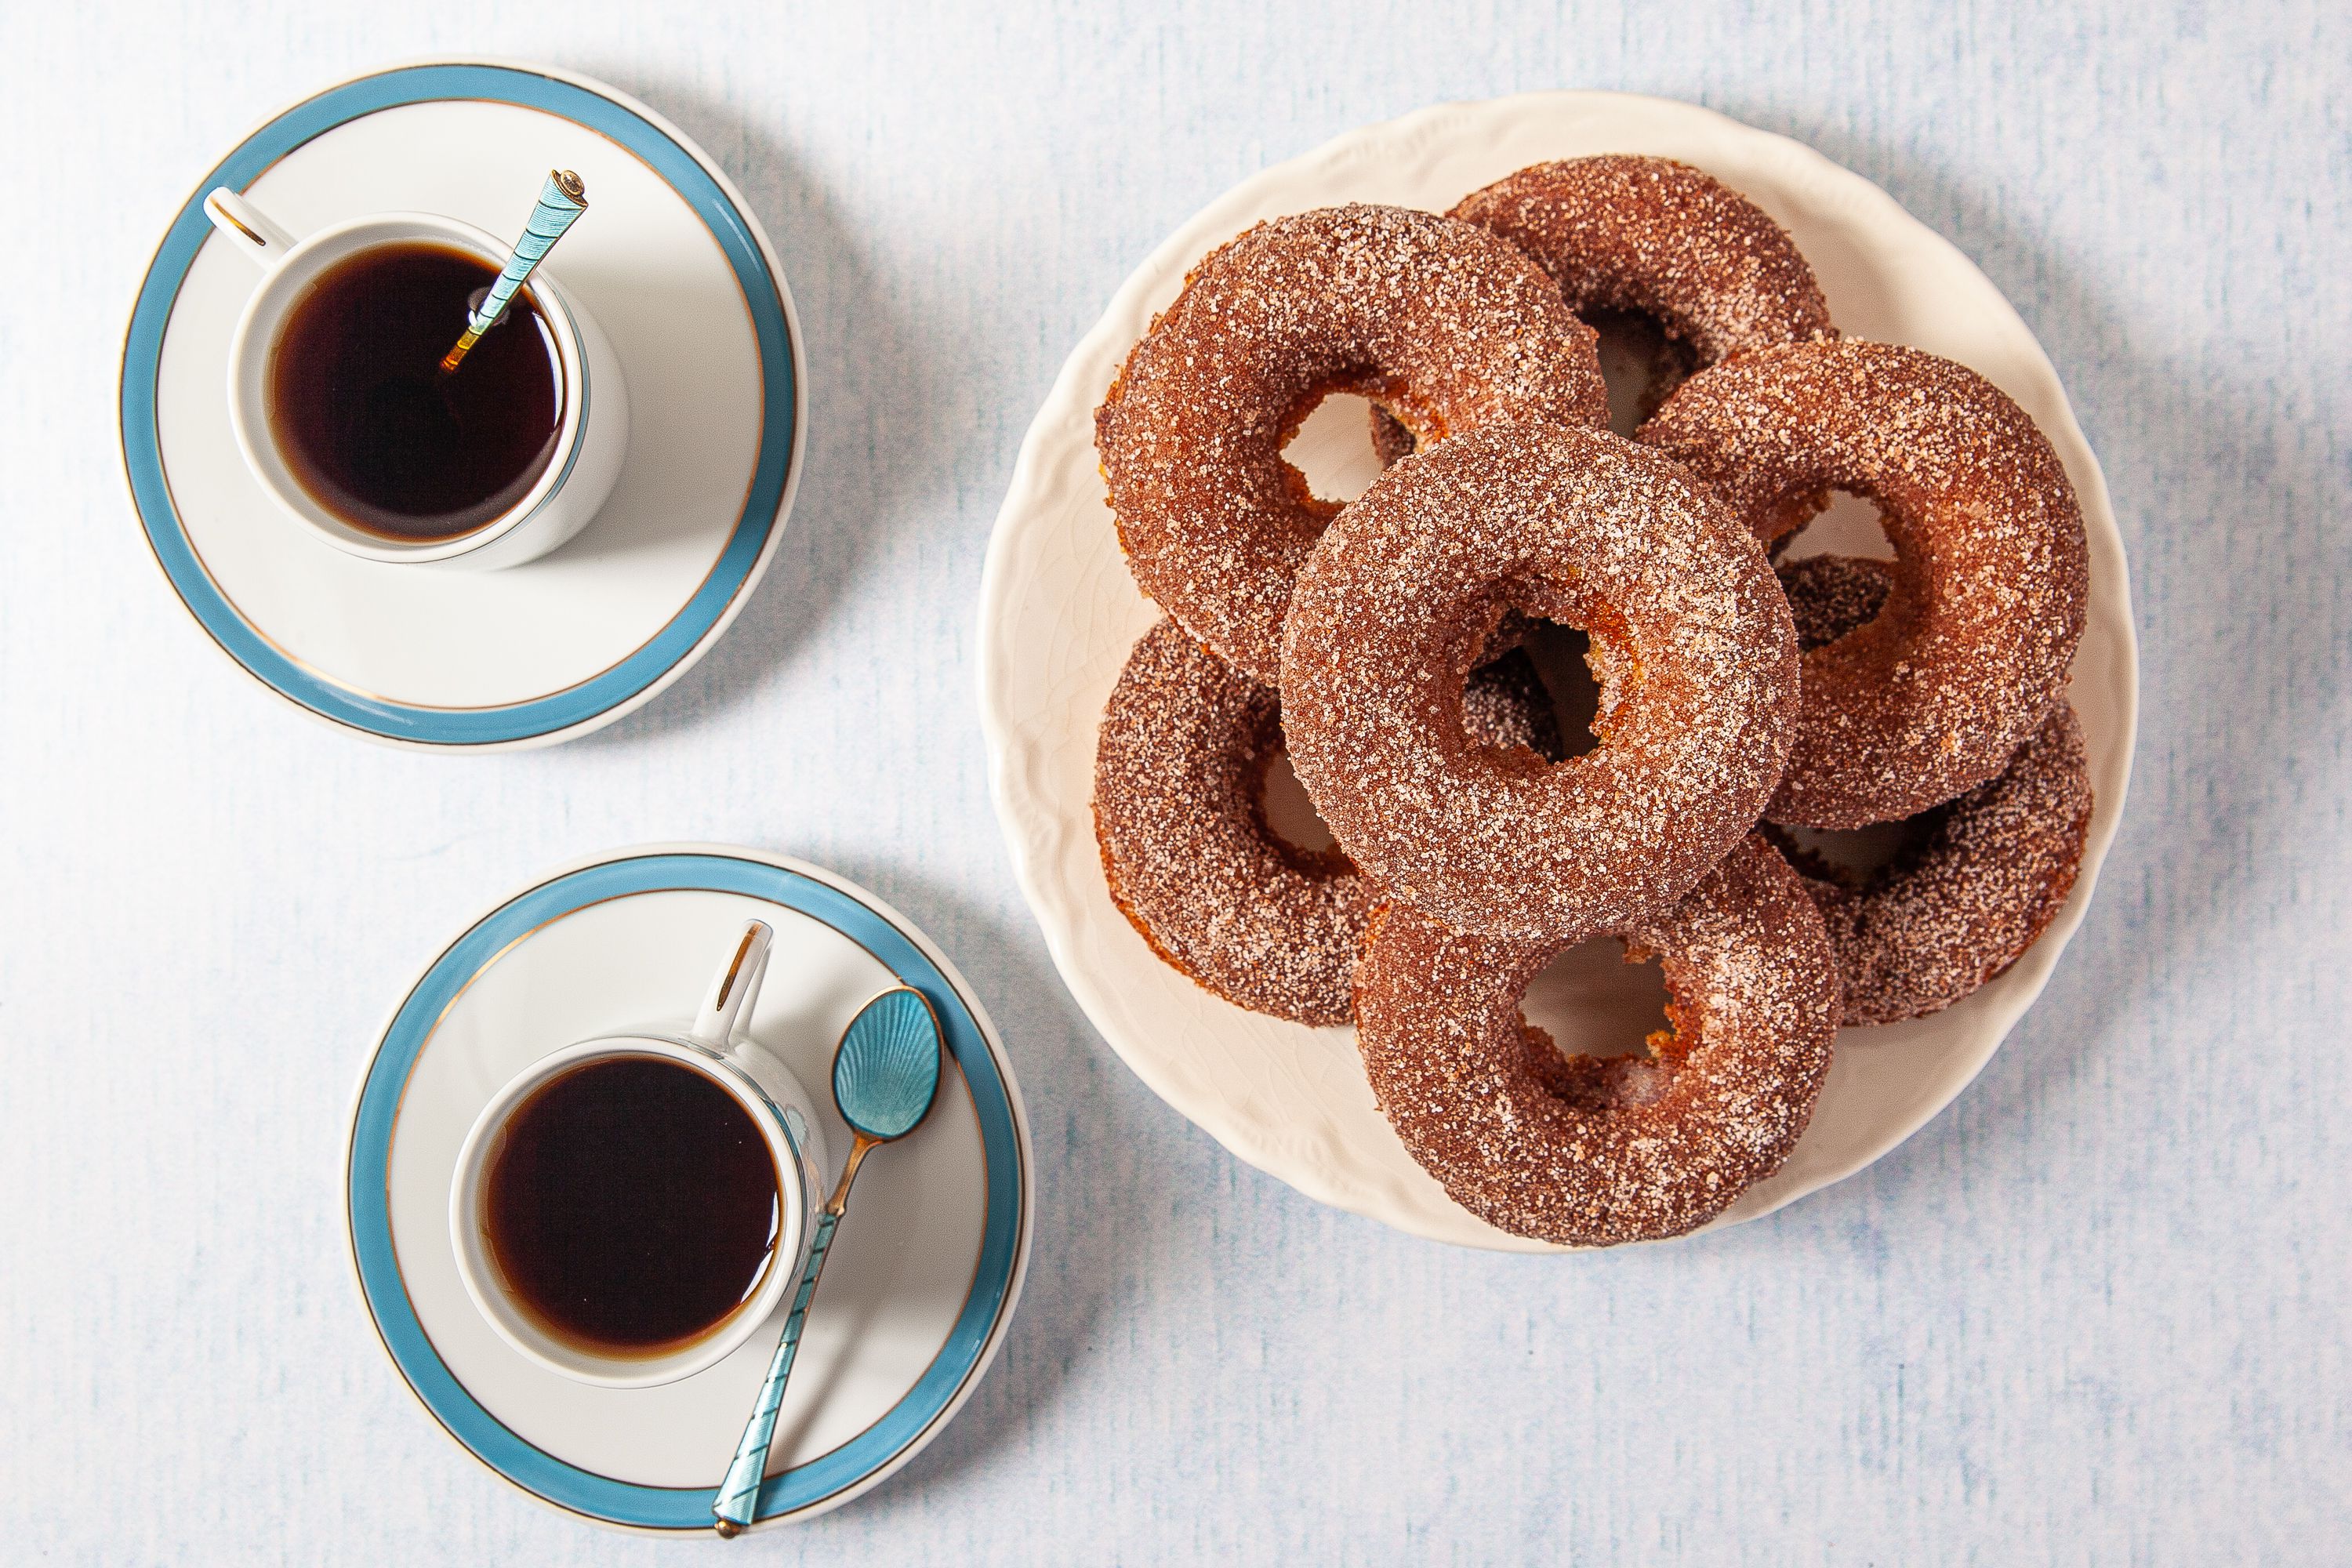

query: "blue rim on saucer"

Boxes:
[345, 850, 1029, 1529]
[120, 63, 800, 748]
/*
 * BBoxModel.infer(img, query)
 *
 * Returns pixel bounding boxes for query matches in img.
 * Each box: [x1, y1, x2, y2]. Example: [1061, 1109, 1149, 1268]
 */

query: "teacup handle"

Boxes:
[202, 188, 296, 268]
[690, 920, 775, 1050]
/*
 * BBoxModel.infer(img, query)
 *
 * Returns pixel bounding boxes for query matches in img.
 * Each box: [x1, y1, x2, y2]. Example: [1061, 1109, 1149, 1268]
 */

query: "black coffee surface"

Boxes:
[483, 1055, 780, 1357]
[267, 241, 562, 542]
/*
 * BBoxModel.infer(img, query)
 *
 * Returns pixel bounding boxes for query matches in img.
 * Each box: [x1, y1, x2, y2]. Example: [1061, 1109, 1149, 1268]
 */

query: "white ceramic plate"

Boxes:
[122, 61, 804, 750]
[344, 846, 1032, 1530]
[976, 92, 2137, 1253]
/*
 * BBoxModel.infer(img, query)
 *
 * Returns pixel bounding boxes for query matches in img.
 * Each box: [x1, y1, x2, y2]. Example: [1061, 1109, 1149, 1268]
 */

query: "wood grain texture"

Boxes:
[0, 2, 2344, 1563]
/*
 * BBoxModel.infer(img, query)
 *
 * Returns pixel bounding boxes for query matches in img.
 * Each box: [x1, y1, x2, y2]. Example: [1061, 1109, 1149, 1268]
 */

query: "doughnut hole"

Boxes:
[1279, 390, 1388, 509]
[1585, 309, 1701, 437]
[1773, 488, 1899, 565]
[1776, 534, 1901, 665]
[1519, 937, 1677, 1107]
[1770, 811, 1943, 889]
[1517, 620, 1605, 759]
[1257, 749, 1338, 856]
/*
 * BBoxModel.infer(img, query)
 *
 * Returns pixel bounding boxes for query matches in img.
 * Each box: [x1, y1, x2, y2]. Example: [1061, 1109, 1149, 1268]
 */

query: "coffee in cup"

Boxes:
[478, 1051, 783, 1358]
[267, 240, 564, 543]
[448, 920, 831, 1387]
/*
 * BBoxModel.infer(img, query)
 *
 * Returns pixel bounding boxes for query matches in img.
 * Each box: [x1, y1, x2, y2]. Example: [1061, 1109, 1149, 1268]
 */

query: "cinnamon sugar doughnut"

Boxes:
[1094, 619, 1563, 1025]
[1461, 156, 1835, 369]
[1370, 154, 1835, 454]
[1280, 419, 1798, 944]
[1772, 554, 2092, 1023]
[1096, 204, 1610, 684]
[1768, 554, 2093, 1022]
[1792, 705, 2092, 1025]
[1639, 339, 2089, 829]
[1353, 835, 1839, 1247]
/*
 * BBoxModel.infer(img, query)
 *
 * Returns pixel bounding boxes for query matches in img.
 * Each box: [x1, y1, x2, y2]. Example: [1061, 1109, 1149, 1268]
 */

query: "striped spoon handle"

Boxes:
[439, 169, 587, 374]
[711, 1207, 840, 1535]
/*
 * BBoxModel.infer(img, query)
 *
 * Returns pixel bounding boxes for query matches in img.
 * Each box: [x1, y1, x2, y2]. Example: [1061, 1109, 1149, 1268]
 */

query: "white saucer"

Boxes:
[344, 846, 1032, 1530]
[977, 92, 2139, 1253]
[122, 61, 805, 750]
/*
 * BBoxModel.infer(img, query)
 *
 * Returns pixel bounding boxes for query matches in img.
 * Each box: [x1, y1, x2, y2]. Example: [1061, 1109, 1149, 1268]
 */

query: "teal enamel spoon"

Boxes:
[711, 986, 944, 1536]
[438, 169, 588, 374]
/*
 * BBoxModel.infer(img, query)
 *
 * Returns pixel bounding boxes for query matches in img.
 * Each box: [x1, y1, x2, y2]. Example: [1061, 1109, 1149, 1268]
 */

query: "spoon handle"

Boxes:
[440, 169, 587, 374]
[711, 1207, 840, 1534]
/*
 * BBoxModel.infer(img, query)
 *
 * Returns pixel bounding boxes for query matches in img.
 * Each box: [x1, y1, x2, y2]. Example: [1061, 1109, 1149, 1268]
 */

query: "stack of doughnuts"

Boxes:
[1091, 156, 2092, 1246]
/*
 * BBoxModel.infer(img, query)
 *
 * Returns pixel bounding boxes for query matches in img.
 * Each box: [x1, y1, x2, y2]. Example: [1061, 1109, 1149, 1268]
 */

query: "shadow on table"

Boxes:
[561, 64, 981, 748]
[1691, 102, 2344, 1225]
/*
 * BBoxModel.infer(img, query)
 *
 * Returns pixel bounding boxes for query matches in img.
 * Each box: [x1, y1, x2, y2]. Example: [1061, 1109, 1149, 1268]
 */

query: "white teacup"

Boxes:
[203, 187, 630, 569]
[448, 920, 831, 1388]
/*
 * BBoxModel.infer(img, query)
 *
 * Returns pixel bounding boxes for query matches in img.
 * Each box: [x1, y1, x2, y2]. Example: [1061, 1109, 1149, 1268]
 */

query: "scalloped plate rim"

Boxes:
[975, 90, 2138, 1254]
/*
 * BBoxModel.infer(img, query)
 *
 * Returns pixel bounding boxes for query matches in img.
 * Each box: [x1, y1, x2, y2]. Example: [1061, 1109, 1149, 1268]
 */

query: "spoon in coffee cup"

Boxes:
[437, 169, 588, 375]
[710, 985, 945, 1536]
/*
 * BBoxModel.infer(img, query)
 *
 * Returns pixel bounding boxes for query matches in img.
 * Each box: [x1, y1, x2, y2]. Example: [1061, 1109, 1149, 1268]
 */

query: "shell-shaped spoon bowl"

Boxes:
[833, 987, 942, 1140]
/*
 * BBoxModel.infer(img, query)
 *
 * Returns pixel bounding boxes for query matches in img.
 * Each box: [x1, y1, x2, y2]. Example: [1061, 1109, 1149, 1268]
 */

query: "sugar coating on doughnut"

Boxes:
[1458, 644, 1563, 760]
[1771, 556, 2092, 1022]
[1769, 557, 2098, 1025]
[1353, 836, 1839, 1247]
[1452, 154, 1835, 370]
[1369, 155, 1836, 458]
[1640, 340, 2089, 829]
[1798, 705, 2091, 1023]
[1097, 204, 1610, 684]
[1094, 620, 1562, 1025]
[1280, 419, 1798, 943]
[1777, 552, 1896, 652]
